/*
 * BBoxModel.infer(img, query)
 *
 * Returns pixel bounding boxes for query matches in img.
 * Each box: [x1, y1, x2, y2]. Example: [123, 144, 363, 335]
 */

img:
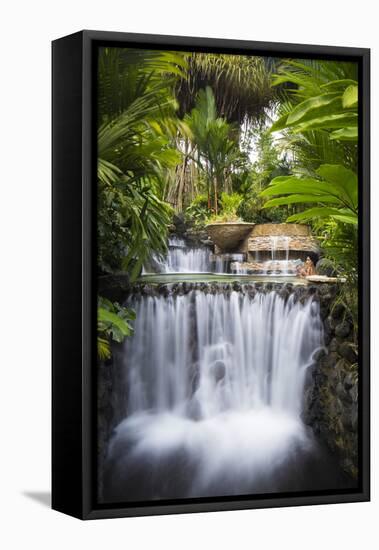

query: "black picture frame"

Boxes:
[52, 30, 370, 520]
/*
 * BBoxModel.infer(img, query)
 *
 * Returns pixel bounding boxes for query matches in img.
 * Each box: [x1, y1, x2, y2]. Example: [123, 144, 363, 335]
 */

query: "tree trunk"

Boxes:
[177, 139, 189, 212]
[214, 175, 218, 215]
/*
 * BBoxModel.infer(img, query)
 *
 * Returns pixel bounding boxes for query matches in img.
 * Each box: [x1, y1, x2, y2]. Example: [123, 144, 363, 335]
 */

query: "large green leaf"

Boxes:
[98, 307, 134, 341]
[287, 207, 358, 225]
[329, 127, 358, 141]
[270, 112, 290, 133]
[294, 112, 358, 132]
[320, 79, 358, 91]
[263, 194, 338, 208]
[286, 92, 341, 126]
[261, 176, 354, 208]
[316, 164, 357, 210]
[342, 85, 358, 108]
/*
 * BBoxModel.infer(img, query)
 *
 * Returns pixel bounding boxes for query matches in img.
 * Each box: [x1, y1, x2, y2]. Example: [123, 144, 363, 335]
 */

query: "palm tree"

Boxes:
[175, 53, 275, 125]
[184, 87, 243, 214]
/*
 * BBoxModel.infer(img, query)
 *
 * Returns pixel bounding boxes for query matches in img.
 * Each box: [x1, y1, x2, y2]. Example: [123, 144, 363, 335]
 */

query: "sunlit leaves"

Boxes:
[261, 164, 358, 225]
[97, 297, 136, 360]
[342, 84, 358, 109]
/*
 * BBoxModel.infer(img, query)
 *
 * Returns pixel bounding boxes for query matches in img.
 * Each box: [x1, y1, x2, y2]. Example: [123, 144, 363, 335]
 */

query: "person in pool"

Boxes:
[297, 256, 316, 277]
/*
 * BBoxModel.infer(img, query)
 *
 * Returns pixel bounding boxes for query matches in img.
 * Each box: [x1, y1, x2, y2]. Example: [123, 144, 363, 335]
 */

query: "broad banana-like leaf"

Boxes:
[261, 176, 354, 208]
[287, 207, 358, 225]
[316, 164, 357, 209]
[320, 79, 357, 91]
[286, 92, 341, 126]
[294, 112, 358, 132]
[270, 112, 290, 133]
[342, 84, 358, 109]
[262, 194, 339, 208]
[329, 127, 358, 141]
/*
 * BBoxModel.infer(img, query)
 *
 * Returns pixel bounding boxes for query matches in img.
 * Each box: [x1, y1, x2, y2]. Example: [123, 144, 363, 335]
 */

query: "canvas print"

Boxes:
[96, 46, 359, 504]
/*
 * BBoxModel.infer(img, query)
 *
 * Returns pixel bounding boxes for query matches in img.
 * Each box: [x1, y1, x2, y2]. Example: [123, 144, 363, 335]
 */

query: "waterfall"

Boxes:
[261, 236, 296, 275]
[145, 237, 213, 273]
[145, 236, 243, 274]
[103, 286, 327, 502]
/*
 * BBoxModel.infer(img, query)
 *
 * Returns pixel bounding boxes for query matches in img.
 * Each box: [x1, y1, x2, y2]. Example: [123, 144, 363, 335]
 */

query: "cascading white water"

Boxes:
[145, 236, 243, 274]
[261, 236, 297, 275]
[145, 236, 213, 273]
[104, 287, 325, 501]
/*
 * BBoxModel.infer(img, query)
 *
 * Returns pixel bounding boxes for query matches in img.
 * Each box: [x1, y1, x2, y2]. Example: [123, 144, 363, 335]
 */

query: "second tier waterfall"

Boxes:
[145, 237, 213, 273]
[101, 285, 343, 503]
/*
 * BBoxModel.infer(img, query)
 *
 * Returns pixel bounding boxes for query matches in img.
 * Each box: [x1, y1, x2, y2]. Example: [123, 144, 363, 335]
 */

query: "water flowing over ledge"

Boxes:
[100, 284, 353, 502]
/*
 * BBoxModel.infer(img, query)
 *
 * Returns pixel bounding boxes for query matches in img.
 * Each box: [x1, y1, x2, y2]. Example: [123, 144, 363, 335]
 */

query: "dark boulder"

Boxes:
[339, 342, 358, 364]
[335, 320, 352, 338]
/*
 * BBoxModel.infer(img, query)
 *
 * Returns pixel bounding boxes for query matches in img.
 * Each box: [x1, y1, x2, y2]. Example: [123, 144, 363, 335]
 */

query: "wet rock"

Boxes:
[351, 405, 358, 430]
[177, 283, 185, 295]
[339, 342, 358, 364]
[336, 382, 345, 400]
[307, 285, 317, 296]
[248, 288, 256, 300]
[341, 410, 354, 430]
[335, 320, 352, 338]
[328, 338, 340, 352]
[304, 298, 358, 481]
[313, 348, 327, 362]
[317, 284, 331, 296]
[278, 288, 290, 302]
[172, 214, 188, 236]
[331, 303, 346, 321]
[349, 384, 358, 403]
[142, 284, 154, 296]
[324, 317, 335, 337]
[319, 292, 333, 305]
[343, 372, 355, 391]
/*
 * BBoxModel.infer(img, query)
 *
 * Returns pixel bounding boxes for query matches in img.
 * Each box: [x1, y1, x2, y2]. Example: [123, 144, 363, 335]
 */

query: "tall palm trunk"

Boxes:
[176, 138, 189, 212]
[213, 174, 218, 215]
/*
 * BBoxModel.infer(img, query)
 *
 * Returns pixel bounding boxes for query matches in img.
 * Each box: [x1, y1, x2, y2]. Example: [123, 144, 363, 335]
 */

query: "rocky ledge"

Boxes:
[303, 292, 358, 479]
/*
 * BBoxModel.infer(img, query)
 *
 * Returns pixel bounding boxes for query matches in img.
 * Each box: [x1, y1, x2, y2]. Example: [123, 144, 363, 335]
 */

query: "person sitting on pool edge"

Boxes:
[296, 256, 316, 278]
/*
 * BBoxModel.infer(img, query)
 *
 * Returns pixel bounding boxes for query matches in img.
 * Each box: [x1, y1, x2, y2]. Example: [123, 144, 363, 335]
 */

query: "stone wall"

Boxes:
[303, 284, 358, 479]
[247, 235, 320, 258]
[251, 223, 311, 237]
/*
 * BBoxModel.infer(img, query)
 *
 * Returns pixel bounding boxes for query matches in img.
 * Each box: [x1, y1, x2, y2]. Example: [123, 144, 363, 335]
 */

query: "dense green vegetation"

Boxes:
[260, 60, 359, 331]
[97, 48, 359, 356]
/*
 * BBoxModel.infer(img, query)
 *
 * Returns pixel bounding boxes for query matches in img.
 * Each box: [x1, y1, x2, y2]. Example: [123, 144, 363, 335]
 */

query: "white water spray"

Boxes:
[104, 288, 325, 501]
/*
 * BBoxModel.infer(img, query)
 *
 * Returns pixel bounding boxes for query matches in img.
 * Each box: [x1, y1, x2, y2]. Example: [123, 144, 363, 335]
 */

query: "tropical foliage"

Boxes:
[97, 297, 136, 360]
[209, 192, 243, 223]
[97, 47, 187, 277]
[261, 59, 359, 325]
[97, 48, 360, 354]
[184, 86, 244, 214]
[261, 164, 358, 225]
[175, 53, 275, 124]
